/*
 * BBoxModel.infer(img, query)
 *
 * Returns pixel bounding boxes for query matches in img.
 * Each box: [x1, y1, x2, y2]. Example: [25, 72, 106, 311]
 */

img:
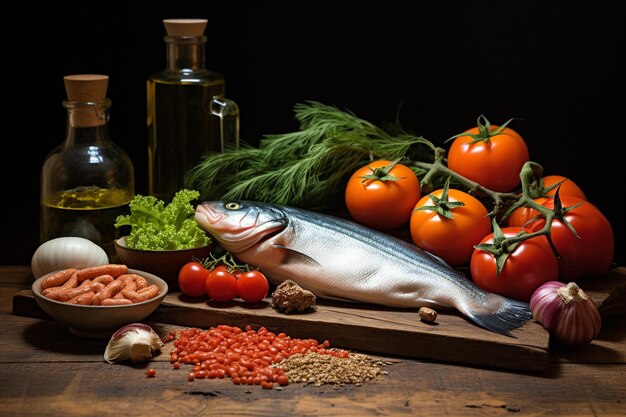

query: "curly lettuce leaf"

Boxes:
[115, 189, 211, 250]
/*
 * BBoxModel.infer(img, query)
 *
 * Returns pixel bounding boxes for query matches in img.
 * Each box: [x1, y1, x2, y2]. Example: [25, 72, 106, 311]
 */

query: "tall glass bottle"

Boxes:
[147, 18, 239, 203]
[40, 74, 135, 261]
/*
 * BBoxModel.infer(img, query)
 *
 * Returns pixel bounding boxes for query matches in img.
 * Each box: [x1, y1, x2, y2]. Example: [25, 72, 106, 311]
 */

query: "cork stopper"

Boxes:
[64, 74, 109, 127]
[163, 19, 207, 36]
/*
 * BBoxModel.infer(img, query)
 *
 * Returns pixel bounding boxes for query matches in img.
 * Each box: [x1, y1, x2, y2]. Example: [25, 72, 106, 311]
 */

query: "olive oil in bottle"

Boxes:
[40, 75, 135, 261]
[147, 18, 239, 203]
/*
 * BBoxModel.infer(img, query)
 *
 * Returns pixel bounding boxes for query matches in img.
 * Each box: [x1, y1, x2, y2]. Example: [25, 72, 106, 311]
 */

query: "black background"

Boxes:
[2, 1, 624, 266]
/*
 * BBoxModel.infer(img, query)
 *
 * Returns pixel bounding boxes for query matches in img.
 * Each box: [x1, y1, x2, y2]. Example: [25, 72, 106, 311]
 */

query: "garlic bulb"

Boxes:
[104, 323, 164, 363]
[530, 281, 602, 347]
[31, 237, 109, 278]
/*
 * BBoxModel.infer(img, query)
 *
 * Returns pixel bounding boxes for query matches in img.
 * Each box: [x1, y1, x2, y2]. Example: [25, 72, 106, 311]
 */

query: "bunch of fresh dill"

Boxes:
[185, 101, 436, 211]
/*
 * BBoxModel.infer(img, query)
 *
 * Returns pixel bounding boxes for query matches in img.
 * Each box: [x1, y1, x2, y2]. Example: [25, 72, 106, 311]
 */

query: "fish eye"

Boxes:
[225, 202, 241, 210]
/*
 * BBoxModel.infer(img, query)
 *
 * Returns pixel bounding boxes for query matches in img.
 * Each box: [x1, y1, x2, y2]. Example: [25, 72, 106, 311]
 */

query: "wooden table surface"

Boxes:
[1, 265, 624, 417]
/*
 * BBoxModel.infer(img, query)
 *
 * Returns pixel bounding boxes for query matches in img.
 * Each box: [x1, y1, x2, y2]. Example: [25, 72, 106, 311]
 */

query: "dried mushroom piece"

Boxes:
[271, 280, 316, 313]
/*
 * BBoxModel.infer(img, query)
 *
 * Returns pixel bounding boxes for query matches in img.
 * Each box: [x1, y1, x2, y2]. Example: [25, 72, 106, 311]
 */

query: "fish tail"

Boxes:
[461, 295, 533, 336]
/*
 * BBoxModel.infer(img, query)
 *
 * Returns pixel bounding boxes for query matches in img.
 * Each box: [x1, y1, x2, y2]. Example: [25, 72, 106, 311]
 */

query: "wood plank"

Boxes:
[10, 288, 549, 372]
[0, 360, 624, 417]
[155, 294, 550, 372]
[9, 267, 625, 373]
[3, 307, 624, 365]
[2, 298, 624, 417]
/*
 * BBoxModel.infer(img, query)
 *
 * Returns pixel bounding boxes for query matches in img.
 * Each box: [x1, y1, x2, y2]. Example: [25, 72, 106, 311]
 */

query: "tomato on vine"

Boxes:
[470, 225, 559, 302]
[507, 175, 588, 227]
[506, 197, 550, 228]
[409, 178, 491, 266]
[345, 159, 421, 230]
[541, 175, 587, 200]
[205, 268, 238, 302]
[447, 115, 529, 192]
[178, 261, 211, 297]
[525, 195, 613, 280]
[237, 270, 270, 303]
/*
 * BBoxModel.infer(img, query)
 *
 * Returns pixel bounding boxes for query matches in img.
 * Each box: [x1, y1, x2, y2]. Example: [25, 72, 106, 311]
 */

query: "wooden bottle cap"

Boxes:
[163, 19, 207, 36]
[63, 74, 109, 127]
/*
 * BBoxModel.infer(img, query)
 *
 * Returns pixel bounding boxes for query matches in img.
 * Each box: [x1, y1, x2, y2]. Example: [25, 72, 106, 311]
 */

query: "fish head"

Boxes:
[195, 200, 287, 254]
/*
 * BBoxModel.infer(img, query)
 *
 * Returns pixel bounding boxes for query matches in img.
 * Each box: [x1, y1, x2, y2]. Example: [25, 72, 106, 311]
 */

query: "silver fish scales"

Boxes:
[195, 200, 532, 335]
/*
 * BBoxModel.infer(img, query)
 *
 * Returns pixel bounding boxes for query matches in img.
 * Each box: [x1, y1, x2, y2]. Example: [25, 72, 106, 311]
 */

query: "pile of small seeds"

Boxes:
[162, 325, 390, 389]
[162, 325, 353, 389]
[274, 351, 385, 387]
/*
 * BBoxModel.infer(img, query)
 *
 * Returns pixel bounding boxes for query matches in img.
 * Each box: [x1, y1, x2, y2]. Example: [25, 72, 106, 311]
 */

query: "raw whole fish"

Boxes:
[195, 200, 532, 335]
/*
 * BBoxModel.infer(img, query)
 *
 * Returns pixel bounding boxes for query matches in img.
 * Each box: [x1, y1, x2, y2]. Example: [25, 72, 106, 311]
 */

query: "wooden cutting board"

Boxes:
[12, 267, 625, 372]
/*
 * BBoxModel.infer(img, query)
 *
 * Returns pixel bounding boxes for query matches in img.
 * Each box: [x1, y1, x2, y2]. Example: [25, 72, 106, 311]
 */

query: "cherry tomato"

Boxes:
[205, 269, 238, 302]
[542, 175, 587, 200]
[231, 268, 244, 279]
[178, 261, 210, 297]
[447, 116, 529, 192]
[236, 270, 270, 303]
[470, 227, 559, 302]
[410, 188, 491, 266]
[526, 196, 614, 280]
[211, 264, 228, 274]
[345, 159, 421, 230]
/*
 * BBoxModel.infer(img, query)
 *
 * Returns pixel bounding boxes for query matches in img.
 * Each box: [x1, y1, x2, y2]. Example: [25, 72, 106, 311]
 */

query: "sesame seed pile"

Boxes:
[274, 351, 387, 387]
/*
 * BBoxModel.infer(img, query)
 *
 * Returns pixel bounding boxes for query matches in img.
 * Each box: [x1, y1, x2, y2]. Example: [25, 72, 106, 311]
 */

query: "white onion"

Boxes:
[31, 237, 110, 278]
[530, 281, 602, 347]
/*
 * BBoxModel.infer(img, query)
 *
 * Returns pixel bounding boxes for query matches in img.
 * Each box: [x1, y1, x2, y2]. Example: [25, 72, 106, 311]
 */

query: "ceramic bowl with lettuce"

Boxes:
[114, 189, 212, 288]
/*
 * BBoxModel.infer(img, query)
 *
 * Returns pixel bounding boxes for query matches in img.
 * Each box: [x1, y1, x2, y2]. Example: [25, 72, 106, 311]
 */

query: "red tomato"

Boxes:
[410, 188, 491, 266]
[470, 227, 559, 302]
[542, 175, 587, 200]
[178, 262, 210, 297]
[345, 159, 421, 230]
[526, 196, 614, 280]
[205, 269, 238, 302]
[507, 175, 587, 228]
[506, 197, 550, 228]
[447, 117, 529, 192]
[212, 264, 228, 273]
[236, 270, 270, 303]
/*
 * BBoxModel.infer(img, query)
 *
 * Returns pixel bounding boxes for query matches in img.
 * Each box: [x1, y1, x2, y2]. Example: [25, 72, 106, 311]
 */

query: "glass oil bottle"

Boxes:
[40, 74, 135, 261]
[147, 18, 239, 202]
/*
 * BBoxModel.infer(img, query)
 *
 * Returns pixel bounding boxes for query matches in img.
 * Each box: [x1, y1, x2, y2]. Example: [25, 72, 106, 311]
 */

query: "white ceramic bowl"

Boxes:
[32, 268, 168, 338]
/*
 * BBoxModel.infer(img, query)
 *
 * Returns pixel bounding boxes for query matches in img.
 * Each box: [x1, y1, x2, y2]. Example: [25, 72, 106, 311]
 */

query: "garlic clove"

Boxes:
[104, 323, 164, 363]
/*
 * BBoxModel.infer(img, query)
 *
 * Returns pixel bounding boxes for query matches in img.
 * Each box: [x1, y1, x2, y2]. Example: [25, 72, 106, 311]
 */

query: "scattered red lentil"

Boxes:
[165, 325, 350, 389]
[146, 368, 156, 378]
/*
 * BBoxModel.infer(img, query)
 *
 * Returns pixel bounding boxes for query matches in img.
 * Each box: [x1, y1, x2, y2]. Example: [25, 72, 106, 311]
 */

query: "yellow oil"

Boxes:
[40, 186, 133, 261]
[147, 77, 225, 203]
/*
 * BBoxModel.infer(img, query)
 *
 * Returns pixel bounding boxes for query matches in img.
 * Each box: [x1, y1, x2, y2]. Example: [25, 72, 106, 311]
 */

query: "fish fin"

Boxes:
[272, 244, 321, 267]
[464, 296, 533, 336]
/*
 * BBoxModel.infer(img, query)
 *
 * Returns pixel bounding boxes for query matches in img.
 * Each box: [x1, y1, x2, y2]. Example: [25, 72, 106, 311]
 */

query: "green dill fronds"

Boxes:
[185, 101, 436, 210]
